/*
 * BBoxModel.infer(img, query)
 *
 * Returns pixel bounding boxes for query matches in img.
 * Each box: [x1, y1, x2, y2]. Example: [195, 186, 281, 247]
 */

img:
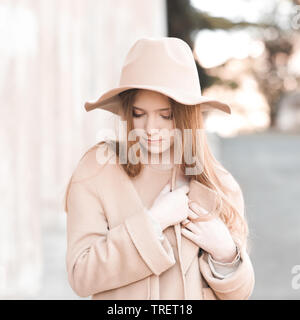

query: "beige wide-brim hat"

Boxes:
[84, 37, 231, 115]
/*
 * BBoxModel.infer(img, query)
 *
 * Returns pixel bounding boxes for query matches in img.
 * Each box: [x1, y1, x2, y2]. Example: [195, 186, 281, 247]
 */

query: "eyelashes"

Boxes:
[162, 114, 173, 120]
[132, 111, 143, 118]
[132, 111, 173, 120]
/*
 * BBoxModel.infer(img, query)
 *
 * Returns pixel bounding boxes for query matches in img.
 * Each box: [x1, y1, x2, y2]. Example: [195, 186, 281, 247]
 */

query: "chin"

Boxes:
[139, 140, 172, 155]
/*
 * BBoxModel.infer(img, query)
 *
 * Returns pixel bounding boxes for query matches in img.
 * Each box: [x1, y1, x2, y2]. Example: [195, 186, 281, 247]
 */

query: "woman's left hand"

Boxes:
[181, 201, 237, 263]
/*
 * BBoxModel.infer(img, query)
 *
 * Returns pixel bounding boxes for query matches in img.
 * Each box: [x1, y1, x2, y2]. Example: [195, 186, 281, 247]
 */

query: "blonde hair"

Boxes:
[63, 88, 251, 251]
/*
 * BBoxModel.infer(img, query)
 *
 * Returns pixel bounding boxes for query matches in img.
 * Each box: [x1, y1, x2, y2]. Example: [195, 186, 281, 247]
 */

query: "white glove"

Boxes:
[146, 183, 190, 232]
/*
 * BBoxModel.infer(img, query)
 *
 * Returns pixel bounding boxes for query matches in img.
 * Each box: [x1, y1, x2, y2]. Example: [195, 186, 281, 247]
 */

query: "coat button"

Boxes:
[198, 248, 203, 257]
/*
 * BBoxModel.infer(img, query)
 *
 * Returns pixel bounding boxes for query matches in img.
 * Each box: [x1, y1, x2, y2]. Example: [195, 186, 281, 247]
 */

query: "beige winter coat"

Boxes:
[65, 142, 255, 300]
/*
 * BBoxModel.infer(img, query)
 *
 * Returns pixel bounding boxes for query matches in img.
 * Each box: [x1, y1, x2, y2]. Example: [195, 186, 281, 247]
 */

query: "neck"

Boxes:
[145, 145, 175, 170]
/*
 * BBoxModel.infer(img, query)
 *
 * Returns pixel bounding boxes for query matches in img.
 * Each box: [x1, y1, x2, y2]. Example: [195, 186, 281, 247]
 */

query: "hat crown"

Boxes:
[84, 36, 231, 115]
[119, 37, 202, 95]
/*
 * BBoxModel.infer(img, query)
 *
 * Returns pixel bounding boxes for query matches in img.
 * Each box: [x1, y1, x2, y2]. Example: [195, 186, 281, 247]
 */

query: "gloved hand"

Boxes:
[146, 183, 190, 231]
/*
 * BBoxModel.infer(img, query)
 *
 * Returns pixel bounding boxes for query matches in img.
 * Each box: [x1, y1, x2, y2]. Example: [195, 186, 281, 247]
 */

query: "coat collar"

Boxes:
[173, 167, 220, 274]
[117, 162, 219, 276]
[99, 142, 223, 276]
[177, 180, 219, 274]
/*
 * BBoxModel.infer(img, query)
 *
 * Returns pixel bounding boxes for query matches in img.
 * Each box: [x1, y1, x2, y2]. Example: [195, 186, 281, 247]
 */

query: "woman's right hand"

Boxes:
[146, 183, 190, 231]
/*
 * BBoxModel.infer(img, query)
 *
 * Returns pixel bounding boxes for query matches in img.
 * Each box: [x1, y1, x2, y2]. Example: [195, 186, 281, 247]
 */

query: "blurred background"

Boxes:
[0, 0, 299, 299]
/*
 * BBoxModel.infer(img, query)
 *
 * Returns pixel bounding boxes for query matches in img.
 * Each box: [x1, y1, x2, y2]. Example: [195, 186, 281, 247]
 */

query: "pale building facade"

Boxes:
[0, 0, 167, 299]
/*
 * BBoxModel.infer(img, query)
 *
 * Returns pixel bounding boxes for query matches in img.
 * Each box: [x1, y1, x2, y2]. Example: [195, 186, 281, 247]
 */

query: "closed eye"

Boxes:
[132, 111, 144, 118]
[132, 110, 173, 120]
[161, 113, 173, 120]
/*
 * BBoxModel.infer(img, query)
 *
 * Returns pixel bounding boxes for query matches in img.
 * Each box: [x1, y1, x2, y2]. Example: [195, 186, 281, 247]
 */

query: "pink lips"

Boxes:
[147, 138, 162, 143]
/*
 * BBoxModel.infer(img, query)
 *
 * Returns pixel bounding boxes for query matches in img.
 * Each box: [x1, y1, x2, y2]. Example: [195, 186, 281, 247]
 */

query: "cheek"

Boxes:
[166, 119, 175, 132]
[161, 122, 175, 140]
[162, 135, 174, 148]
[132, 118, 144, 129]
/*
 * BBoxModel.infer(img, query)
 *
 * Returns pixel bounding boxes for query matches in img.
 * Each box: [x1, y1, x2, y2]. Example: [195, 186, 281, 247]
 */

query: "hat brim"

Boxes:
[84, 84, 231, 115]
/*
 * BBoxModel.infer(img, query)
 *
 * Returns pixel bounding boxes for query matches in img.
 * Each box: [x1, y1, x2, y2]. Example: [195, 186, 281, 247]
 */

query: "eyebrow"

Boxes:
[132, 105, 171, 112]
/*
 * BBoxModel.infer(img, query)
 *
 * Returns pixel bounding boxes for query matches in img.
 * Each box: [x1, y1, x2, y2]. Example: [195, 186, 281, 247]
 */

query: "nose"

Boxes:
[145, 115, 159, 137]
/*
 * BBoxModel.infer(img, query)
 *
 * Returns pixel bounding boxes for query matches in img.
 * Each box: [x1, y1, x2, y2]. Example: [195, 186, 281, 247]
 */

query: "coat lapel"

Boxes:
[118, 164, 148, 220]
[175, 223, 200, 274]
[114, 158, 218, 276]
[179, 178, 219, 274]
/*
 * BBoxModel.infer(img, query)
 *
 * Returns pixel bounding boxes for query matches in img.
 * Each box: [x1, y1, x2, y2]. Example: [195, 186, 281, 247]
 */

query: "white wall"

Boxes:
[0, 0, 167, 298]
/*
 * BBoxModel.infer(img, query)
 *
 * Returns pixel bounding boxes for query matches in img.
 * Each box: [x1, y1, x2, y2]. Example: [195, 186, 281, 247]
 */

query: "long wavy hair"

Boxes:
[63, 88, 251, 252]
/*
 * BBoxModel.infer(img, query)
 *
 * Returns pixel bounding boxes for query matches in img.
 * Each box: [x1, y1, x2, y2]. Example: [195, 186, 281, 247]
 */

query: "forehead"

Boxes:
[133, 89, 171, 110]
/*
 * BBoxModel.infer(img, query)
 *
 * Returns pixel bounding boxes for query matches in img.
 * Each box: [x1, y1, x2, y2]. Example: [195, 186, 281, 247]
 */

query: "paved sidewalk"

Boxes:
[219, 129, 300, 299]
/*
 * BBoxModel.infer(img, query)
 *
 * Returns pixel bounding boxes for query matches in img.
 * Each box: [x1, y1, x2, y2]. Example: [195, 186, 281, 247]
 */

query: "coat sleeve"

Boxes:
[207, 248, 241, 279]
[198, 169, 255, 300]
[199, 243, 255, 299]
[66, 177, 176, 298]
[147, 213, 165, 242]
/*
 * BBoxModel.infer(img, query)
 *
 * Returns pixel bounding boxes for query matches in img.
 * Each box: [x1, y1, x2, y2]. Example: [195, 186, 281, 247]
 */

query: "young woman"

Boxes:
[64, 37, 255, 300]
